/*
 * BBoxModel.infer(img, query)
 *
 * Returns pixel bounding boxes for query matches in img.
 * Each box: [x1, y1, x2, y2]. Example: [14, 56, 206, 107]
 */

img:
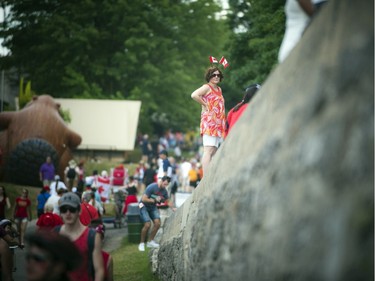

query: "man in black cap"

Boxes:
[138, 176, 176, 251]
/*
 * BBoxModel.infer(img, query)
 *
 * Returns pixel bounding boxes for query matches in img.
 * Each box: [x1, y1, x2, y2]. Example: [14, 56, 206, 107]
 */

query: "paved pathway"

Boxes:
[13, 220, 36, 280]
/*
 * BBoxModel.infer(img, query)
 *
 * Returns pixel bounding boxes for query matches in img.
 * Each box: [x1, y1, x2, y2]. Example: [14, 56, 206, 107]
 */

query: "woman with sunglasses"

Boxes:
[13, 188, 31, 248]
[191, 66, 226, 176]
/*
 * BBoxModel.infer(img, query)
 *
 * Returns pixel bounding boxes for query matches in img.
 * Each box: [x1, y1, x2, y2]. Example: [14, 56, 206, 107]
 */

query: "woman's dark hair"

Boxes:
[232, 83, 261, 112]
[205, 66, 224, 82]
[26, 231, 82, 272]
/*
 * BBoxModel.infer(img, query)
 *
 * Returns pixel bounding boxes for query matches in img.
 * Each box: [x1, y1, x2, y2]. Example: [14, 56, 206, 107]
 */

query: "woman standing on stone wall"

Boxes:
[191, 66, 226, 176]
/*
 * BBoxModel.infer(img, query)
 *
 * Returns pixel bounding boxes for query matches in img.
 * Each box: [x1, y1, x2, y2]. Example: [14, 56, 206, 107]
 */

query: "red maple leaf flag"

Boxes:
[219, 56, 229, 69]
[209, 56, 218, 64]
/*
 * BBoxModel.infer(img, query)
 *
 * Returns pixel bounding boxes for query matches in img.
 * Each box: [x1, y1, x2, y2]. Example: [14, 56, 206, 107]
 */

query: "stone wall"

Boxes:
[155, 0, 373, 280]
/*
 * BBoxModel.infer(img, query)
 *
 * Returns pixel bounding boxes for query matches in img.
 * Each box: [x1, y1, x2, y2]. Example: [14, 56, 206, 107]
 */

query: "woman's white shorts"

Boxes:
[202, 135, 221, 148]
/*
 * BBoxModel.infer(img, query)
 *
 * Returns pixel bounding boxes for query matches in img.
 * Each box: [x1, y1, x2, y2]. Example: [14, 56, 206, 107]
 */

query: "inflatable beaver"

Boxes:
[0, 95, 82, 186]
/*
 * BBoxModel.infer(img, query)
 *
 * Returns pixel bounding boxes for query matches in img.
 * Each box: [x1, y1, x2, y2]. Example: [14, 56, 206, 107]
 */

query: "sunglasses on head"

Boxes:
[26, 252, 49, 263]
[59, 206, 78, 213]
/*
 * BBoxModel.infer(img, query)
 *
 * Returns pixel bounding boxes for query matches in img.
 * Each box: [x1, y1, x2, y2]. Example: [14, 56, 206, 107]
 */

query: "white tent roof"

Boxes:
[55, 99, 141, 151]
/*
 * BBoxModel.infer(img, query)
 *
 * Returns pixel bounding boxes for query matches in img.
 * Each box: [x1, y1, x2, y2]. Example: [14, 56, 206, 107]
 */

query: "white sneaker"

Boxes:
[138, 243, 145, 251]
[146, 240, 160, 248]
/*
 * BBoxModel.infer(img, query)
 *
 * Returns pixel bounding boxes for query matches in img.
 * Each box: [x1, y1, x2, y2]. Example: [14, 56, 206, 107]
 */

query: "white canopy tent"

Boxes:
[55, 99, 141, 151]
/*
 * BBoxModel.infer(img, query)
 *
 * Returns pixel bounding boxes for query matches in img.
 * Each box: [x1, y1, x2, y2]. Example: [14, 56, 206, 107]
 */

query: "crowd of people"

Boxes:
[0, 175, 113, 280]
[0, 156, 125, 280]
[0, 147, 206, 279]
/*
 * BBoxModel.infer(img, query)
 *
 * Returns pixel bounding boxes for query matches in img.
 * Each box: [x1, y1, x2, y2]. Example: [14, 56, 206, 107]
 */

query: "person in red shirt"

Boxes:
[225, 84, 261, 137]
[13, 188, 32, 247]
[122, 176, 139, 215]
[57, 192, 104, 281]
[36, 204, 63, 231]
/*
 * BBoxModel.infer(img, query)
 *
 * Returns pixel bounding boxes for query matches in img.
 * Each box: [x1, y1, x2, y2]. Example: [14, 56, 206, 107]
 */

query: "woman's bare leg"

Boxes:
[201, 146, 218, 175]
[20, 220, 28, 245]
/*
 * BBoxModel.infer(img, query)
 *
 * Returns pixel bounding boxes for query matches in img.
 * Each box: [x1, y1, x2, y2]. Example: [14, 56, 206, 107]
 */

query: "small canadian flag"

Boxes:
[209, 56, 218, 64]
[219, 56, 229, 69]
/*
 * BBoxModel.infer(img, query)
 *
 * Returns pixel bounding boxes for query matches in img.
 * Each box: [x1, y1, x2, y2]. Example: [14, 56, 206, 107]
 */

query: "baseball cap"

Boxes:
[59, 192, 81, 209]
[159, 150, 168, 156]
[161, 176, 171, 182]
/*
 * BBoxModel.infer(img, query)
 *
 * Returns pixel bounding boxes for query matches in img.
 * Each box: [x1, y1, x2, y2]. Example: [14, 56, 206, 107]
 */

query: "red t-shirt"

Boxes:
[15, 197, 31, 218]
[80, 203, 100, 226]
[226, 103, 249, 137]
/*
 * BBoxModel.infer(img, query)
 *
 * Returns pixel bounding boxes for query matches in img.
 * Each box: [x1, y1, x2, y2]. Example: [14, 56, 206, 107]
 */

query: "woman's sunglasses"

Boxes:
[59, 206, 78, 213]
[210, 73, 222, 79]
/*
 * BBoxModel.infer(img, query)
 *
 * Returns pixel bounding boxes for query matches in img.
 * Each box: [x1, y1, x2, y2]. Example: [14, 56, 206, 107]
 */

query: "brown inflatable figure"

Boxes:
[0, 95, 82, 186]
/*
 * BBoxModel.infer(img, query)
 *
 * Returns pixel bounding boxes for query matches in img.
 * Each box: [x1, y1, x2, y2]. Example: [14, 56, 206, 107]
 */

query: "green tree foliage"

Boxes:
[224, 0, 285, 109]
[0, 0, 228, 135]
[0, 0, 286, 134]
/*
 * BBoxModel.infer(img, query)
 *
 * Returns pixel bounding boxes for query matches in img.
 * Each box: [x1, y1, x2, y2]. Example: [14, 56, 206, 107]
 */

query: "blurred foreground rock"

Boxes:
[155, 0, 374, 280]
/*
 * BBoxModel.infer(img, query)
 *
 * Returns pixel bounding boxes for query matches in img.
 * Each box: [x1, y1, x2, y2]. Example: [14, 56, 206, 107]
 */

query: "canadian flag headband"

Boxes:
[209, 56, 230, 69]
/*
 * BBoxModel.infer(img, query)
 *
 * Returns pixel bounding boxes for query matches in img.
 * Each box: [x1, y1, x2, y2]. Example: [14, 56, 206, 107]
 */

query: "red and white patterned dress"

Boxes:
[200, 84, 226, 138]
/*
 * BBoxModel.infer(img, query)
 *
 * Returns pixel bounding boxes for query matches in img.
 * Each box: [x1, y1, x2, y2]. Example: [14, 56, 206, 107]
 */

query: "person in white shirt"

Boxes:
[45, 188, 66, 214]
[180, 158, 192, 192]
[49, 175, 68, 197]
[278, 0, 314, 63]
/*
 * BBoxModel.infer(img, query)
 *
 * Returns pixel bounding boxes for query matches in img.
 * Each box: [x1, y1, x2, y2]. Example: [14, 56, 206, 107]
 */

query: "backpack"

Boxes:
[67, 167, 76, 179]
[54, 225, 96, 280]
[112, 166, 127, 186]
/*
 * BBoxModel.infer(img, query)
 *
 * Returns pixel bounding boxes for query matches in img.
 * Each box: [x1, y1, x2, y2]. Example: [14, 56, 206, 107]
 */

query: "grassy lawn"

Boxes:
[112, 239, 160, 281]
